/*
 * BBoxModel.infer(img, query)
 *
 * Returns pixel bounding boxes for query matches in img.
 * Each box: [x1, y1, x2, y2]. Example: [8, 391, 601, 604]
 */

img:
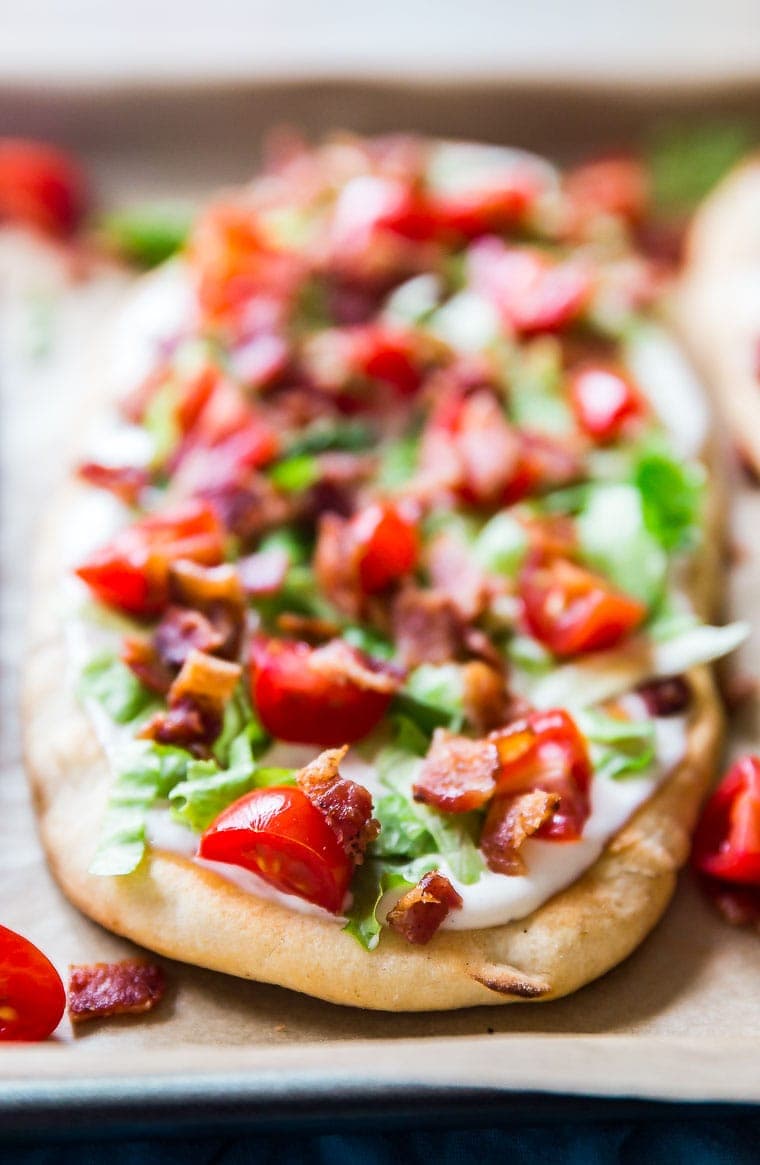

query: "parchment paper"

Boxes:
[1, 83, 758, 1103]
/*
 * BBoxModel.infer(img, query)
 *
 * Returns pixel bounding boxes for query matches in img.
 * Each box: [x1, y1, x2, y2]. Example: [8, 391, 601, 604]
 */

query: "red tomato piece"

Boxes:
[350, 501, 420, 594]
[520, 555, 646, 657]
[330, 174, 435, 254]
[468, 239, 592, 336]
[250, 638, 398, 747]
[76, 499, 225, 618]
[569, 364, 648, 443]
[352, 326, 425, 397]
[0, 139, 86, 237]
[490, 708, 592, 840]
[0, 925, 66, 1042]
[693, 755, 760, 886]
[565, 156, 649, 225]
[198, 786, 353, 913]
[429, 150, 548, 237]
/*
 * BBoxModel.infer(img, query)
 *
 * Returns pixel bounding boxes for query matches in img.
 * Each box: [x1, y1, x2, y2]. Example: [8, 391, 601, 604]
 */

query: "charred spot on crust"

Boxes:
[467, 963, 551, 999]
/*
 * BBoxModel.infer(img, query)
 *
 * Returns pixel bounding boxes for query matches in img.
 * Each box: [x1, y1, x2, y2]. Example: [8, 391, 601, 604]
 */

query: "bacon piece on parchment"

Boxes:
[386, 871, 463, 945]
[68, 960, 165, 1024]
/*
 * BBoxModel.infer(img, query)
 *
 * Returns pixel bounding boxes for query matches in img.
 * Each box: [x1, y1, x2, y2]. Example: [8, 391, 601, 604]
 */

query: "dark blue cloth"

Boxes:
[5, 1117, 760, 1165]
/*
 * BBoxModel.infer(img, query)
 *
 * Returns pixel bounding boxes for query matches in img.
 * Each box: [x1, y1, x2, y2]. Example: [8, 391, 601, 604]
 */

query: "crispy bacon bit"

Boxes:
[413, 728, 500, 813]
[120, 636, 174, 695]
[296, 746, 380, 861]
[461, 660, 510, 734]
[140, 650, 241, 753]
[168, 648, 242, 707]
[392, 585, 466, 667]
[385, 871, 463, 945]
[275, 612, 343, 642]
[169, 559, 244, 608]
[197, 475, 293, 542]
[308, 638, 401, 694]
[637, 675, 691, 717]
[154, 606, 225, 669]
[314, 512, 363, 618]
[237, 547, 289, 596]
[480, 790, 560, 875]
[77, 463, 150, 506]
[68, 960, 165, 1023]
[427, 532, 488, 621]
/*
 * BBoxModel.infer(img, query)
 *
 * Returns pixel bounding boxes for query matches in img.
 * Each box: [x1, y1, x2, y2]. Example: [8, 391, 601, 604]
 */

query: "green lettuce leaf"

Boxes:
[268, 454, 320, 492]
[89, 742, 191, 876]
[283, 419, 375, 458]
[102, 204, 193, 267]
[392, 664, 466, 735]
[633, 448, 704, 551]
[578, 482, 667, 607]
[343, 861, 414, 952]
[472, 511, 528, 576]
[378, 433, 420, 489]
[372, 792, 436, 860]
[78, 653, 156, 724]
[578, 709, 656, 781]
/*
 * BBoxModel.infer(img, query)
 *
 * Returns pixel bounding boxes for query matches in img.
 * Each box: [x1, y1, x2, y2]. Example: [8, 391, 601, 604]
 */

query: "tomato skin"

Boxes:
[0, 139, 86, 237]
[569, 364, 647, 443]
[490, 708, 592, 840]
[198, 786, 353, 913]
[76, 500, 225, 618]
[0, 925, 66, 1042]
[520, 555, 646, 657]
[693, 756, 760, 886]
[351, 502, 420, 594]
[250, 638, 395, 747]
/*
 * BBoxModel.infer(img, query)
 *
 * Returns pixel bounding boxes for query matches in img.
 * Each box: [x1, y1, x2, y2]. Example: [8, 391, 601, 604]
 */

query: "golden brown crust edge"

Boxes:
[22, 459, 724, 1011]
[675, 155, 760, 474]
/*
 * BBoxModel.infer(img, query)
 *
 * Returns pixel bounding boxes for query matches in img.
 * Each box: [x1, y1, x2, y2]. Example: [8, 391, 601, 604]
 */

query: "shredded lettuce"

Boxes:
[78, 653, 156, 724]
[144, 380, 180, 468]
[283, 420, 375, 458]
[383, 274, 441, 326]
[507, 634, 555, 675]
[343, 861, 414, 952]
[472, 511, 528, 577]
[268, 454, 320, 492]
[102, 203, 193, 267]
[507, 340, 575, 437]
[633, 448, 704, 551]
[372, 791, 436, 860]
[578, 483, 667, 607]
[378, 433, 420, 489]
[170, 727, 295, 833]
[89, 743, 191, 876]
[392, 664, 466, 734]
[578, 709, 656, 781]
[342, 624, 395, 661]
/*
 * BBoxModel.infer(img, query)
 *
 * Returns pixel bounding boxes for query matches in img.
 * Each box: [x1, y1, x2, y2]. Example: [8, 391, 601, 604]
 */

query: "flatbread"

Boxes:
[676, 156, 760, 473]
[23, 470, 724, 1012]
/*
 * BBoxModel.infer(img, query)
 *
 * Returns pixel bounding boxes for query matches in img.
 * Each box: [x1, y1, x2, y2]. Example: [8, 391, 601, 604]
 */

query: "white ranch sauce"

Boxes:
[65, 263, 702, 932]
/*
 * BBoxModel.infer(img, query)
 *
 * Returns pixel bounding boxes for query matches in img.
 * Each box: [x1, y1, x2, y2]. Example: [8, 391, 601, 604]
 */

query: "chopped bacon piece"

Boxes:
[77, 463, 150, 507]
[413, 728, 500, 813]
[275, 613, 343, 642]
[315, 501, 419, 618]
[140, 650, 241, 753]
[296, 746, 379, 861]
[236, 547, 289, 597]
[636, 675, 691, 717]
[197, 476, 294, 543]
[386, 871, 463, 945]
[169, 560, 244, 608]
[120, 636, 174, 695]
[461, 660, 510, 734]
[154, 606, 225, 669]
[480, 789, 560, 875]
[392, 585, 466, 668]
[68, 960, 165, 1024]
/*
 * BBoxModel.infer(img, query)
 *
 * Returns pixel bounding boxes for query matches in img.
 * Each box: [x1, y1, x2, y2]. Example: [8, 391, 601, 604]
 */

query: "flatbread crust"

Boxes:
[23, 440, 725, 1011]
[676, 155, 760, 474]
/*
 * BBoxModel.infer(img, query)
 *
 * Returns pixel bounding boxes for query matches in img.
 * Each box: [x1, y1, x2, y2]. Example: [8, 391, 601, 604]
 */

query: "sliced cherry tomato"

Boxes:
[198, 786, 353, 912]
[76, 499, 225, 618]
[0, 925, 66, 1041]
[569, 364, 648, 443]
[189, 202, 302, 326]
[565, 156, 649, 226]
[489, 708, 592, 840]
[329, 174, 435, 255]
[350, 501, 420, 593]
[693, 756, 760, 886]
[520, 555, 646, 657]
[250, 637, 398, 747]
[468, 239, 592, 336]
[427, 145, 549, 237]
[0, 139, 86, 237]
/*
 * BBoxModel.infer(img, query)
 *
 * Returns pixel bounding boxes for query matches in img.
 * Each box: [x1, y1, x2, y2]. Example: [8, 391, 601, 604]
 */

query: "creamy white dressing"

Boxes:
[109, 259, 196, 397]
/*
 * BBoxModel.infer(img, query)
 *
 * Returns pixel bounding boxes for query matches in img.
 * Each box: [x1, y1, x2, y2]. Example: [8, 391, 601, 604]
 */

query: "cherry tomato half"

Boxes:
[490, 708, 592, 840]
[569, 364, 648, 443]
[0, 925, 66, 1042]
[76, 499, 225, 618]
[350, 501, 420, 594]
[0, 138, 86, 237]
[520, 555, 646, 658]
[250, 637, 397, 747]
[198, 786, 353, 912]
[693, 755, 760, 886]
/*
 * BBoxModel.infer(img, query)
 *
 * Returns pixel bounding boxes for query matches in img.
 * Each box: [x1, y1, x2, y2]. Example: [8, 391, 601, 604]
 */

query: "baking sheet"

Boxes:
[1, 80, 759, 1113]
